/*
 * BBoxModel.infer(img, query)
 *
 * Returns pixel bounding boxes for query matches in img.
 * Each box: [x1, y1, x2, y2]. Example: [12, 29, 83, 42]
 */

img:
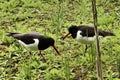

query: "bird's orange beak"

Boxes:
[52, 45, 61, 55]
[63, 32, 70, 40]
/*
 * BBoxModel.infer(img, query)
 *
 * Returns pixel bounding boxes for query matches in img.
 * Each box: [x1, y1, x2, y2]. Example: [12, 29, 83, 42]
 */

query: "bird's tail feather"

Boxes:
[102, 31, 115, 37]
[6, 32, 20, 37]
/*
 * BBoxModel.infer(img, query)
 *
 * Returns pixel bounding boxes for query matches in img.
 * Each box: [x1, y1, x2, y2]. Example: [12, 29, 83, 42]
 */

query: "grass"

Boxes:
[0, 0, 120, 79]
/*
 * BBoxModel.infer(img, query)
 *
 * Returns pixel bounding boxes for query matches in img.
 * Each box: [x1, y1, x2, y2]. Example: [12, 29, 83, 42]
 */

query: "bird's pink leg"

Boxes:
[39, 51, 46, 62]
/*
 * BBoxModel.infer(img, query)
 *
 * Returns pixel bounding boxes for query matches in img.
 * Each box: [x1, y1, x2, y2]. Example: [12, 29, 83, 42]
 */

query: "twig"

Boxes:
[91, 0, 103, 80]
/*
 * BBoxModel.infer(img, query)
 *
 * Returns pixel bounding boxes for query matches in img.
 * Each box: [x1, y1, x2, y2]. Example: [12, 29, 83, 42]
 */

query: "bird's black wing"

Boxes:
[79, 26, 95, 37]
[7, 32, 45, 44]
[78, 26, 115, 37]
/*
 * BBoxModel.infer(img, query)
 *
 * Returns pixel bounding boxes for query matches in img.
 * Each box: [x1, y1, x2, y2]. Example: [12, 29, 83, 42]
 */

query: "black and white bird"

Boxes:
[63, 25, 115, 52]
[7, 32, 61, 61]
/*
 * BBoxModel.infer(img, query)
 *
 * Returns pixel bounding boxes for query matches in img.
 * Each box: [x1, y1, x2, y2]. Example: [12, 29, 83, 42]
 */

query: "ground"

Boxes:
[0, 0, 120, 80]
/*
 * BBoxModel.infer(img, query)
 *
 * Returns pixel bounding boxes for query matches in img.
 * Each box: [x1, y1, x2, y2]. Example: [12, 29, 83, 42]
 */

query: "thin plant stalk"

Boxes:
[91, 0, 103, 80]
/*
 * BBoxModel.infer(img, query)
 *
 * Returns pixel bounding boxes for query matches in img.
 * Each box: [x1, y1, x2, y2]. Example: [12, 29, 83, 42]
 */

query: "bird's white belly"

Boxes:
[75, 31, 102, 44]
[76, 36, 96, 44]
[18, 39, 39, 50]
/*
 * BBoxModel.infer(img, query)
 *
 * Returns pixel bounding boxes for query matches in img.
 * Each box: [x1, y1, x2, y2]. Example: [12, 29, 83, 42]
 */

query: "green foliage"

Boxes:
[0, 0, 120, 79]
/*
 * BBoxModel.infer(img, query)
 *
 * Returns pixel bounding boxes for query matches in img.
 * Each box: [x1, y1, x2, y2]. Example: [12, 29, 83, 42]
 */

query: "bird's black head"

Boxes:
[47, 37, 55, 46]
[68, 25, 78, 38]
[69, 25, 78, 33]
[46, 37, 61, 55]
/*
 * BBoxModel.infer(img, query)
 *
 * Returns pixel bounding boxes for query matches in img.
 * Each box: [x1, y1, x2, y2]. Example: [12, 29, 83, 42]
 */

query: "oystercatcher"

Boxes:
[63, 25, 115, 52]
[7, 32, 61, 61]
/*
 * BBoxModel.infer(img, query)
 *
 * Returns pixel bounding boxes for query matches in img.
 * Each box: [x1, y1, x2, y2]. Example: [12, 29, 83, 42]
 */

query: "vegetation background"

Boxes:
[0, 0, 120, 80]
